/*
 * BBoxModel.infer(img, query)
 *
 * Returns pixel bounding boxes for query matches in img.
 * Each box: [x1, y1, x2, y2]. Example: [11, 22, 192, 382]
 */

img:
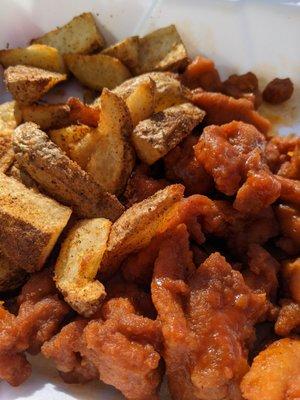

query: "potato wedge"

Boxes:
[113, 72, 191, 112]
[0, 251, 27, 292]
[67, 97, 100, 127]
[31, 12, 105, 54]
[13, 122, 124, 221]
[49, 124, 93, 168]
[4, 65, 67, 105]
[0, 101, 21, 131]
[86, 89, 135, 194]
[100, 184, 184, 277]
[20, 103, 71, 130]
[0, 172, 71, 272]
[0, 44, 66, 73]
[7, 162, 39, 191]
[0, 101, 22, 172]
[132, 103, 205, 164]
[241, 338, 300, 400]
[55, 218, 111, 316]
[137, 25, 188, 74]
[65, 53, 131, 90]
[101, 36, 140, 73]
[125, 77, 155, 126]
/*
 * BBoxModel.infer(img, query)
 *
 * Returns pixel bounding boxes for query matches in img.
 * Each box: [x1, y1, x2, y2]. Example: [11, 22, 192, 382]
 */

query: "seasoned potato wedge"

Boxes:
[7, 162, 39, 191]
[113, 71, 191, 112]
[101, 184, 184, 277]
[0, 101, 22, 172]
[86, 89, 135, 194]
[65, 53, 131, 90]
[31, 12, 105, 54]
[20, 103, 70, 130]
[4, 65, 67, 105]
[125, 77, 156, 126]
[0, 172, 71, 272]
[138, 25, 188, 74]
[241, 338, 300, 400]
[0, 251, 27, 292]
[132, 103, 205, 164]
[55, 218, 111, 316]
[0, 44, 66, 73]
[13, 122, 124, 221]
[101, 36, 140, 73]
[49, 124, 94, 168]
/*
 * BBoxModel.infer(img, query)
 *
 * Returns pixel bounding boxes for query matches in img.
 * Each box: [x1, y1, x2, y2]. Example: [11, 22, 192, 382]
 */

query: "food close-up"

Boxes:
[0, 7, 299, 400]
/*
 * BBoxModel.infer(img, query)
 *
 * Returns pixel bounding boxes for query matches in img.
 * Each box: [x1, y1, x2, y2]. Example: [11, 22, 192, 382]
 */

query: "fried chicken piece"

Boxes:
[164, 135, 213, 195]
[262, 78, 294, 104]
[241, 338, 300, 400]
[122, 194, 224, 285]
[43, 286, 162, 400]
[191, 90, 270, 133]
[275, 300, 300, 336]
[124, 164, 169, 207]
[194, 121, 280, 213]
[222, 72, 262, 109]
[84, 298, 162, 400]
[277, 204, 300, 244]
[215, 201, 279, 256]
[152, 224, 266, 400]
[13, 122, 124, 221]
[275, 175, 300, 206]
[42, 319, 98, 383]
[244, 244, 279, 300]
[181, 55, 222, 92]
[0, 270, 70, 386]
[282, 258, 300, 302]
[266, 135, 300, 180]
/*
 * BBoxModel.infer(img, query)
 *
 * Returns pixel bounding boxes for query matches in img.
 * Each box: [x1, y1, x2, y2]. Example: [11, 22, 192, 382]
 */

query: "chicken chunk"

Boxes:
[241, 338, 300, 400]
[194, 121, 281, 213]
[0, 270, 69, 386]
[151, 224, 266, 400]
[191, 90, 270, 133]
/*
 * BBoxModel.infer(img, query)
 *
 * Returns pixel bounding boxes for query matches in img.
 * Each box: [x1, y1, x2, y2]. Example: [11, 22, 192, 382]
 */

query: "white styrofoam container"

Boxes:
[0, 1, 299, 399]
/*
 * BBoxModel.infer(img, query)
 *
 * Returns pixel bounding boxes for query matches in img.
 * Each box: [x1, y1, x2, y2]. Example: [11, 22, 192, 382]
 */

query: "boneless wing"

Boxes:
[241, 338, 300, 400]
[151, 224, 266, 400]
[0, 270, 69, 386]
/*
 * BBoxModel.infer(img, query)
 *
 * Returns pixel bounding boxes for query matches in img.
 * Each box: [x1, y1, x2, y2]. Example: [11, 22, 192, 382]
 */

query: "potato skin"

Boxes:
[13, 122, 124, 221]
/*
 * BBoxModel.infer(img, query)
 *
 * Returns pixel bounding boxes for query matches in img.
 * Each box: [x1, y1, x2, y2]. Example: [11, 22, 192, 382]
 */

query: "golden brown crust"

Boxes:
[4, 65, 66, 105]
[132, 102, 205, 164]
[13, 122, 124, 221]
[0, 172, 71, 272]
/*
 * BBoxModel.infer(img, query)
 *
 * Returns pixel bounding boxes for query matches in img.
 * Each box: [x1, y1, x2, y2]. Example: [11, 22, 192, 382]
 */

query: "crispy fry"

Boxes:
[55, 218, 111, 316]
[0, 172, 71, 272]
[20, 103, 70, 130]
[31, 13, 105, 54]
[65, 53, 131, 90]
[49, 124, 93, 168]
[137, 25, 188, 73]
[113, 71, 191, 112]
[125, 77, 155, 126]
[86, 89, 135, 194]
[13, 122, 124, 221]
[4, 65, 67, 105]
[132, 102, 205, 164]
[0, 44, 66, 73]
[101, 36, 140, 73]
[100, 184, 184, 277]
